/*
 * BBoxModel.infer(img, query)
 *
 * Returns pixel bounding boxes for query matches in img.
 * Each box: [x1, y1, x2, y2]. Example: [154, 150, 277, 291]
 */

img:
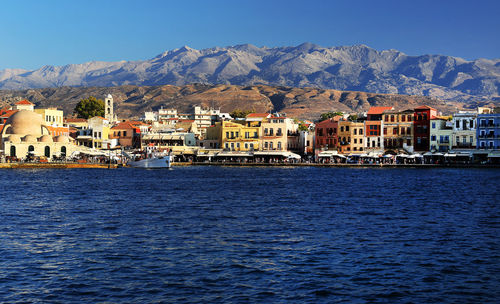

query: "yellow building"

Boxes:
[261, 115, 287, 151]
[382, 109, 414, 153]
[338, 120, 365, 154]
[35, 108, 64, 127]
[205, 120, 260, 151]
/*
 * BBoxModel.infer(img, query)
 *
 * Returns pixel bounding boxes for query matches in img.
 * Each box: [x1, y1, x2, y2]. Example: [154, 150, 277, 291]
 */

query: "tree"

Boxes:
[298, 124, 309, 131]
[347, 114, 358, 121]
[230, 109, 255, 118]
[319, 111, 343, 121]
[74, 96, 105, 119]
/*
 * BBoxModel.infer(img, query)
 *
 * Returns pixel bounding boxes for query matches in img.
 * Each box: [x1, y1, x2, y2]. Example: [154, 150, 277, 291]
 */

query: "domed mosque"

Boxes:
[1, 110, 77, 159]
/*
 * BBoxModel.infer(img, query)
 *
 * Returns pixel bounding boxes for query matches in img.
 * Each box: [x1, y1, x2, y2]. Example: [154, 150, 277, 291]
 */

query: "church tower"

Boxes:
[105, 94, 114, 121]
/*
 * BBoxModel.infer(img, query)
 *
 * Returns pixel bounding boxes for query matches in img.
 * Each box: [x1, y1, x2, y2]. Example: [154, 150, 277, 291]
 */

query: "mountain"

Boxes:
[0, 43, 499, 104]
[0, 84, 487, 121]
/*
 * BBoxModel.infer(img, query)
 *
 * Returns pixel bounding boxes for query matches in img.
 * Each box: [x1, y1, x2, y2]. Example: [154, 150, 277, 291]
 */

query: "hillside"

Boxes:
[0, 84, 487, 120]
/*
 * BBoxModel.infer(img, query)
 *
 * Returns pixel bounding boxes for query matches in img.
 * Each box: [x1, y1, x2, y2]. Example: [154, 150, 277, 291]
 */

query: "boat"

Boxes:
[128, 155, 172, 168]
[123, 148, 172, 168]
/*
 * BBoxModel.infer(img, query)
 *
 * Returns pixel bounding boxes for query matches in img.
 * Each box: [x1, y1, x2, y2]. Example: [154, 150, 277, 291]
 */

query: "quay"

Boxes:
[175, 162, 500, 169]
[0, 162, 118, 169]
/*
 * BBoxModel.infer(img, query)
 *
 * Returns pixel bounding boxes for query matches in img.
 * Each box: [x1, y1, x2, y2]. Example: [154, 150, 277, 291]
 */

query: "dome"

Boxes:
[5, 110, 44, 136]
[54, 135, 70, 143]
[22, 134, 38, 142]
[39, 135, 53, 143]
[6, 135, 21, 143]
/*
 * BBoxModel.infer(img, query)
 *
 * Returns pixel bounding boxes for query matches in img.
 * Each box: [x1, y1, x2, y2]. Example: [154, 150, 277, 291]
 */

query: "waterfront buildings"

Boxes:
[1, 110, 77, 159]
[381, 109, 414, 154]
[315, 116, 340, 153]
[476, 111, 500, 150]
[338, 120, 365, 154]
[429, 117, 453, 152]
[414, 106, 438, 152]
[365, 107, 393, 153]
[451, 111, 477, 149]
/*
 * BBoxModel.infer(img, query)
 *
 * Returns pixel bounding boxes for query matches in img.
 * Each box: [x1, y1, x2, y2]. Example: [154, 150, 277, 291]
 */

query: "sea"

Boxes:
[0, 166, 499, 303]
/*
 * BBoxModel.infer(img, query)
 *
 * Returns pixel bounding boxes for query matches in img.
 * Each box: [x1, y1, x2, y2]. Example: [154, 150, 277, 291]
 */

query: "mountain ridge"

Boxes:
[0, 43, 499, 105]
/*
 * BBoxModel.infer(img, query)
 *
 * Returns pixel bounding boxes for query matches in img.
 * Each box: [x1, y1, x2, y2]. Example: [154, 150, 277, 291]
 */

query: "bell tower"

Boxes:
[105, 94, 114, 121]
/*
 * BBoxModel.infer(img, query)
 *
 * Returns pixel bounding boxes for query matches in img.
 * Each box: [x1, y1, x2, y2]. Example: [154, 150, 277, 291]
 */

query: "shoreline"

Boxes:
[0, 163, 119, 169]
[0, 162, 498, 169]
[175, 162, 500, 169]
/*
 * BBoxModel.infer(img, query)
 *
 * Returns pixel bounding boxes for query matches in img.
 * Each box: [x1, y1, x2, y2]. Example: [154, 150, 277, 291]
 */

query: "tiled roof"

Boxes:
[111, 121, 136, 129]
[15, 100, 34, 105]
[367, 107, 394, 115]
[65, 118, 87, 123]
[247, 113, 270, 118]
[0, 110, 18, 118]
[415, 105, 437, 110]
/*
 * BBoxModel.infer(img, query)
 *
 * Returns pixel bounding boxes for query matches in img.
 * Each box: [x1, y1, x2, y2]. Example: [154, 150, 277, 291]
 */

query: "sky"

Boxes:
[0, 0, 498, 70]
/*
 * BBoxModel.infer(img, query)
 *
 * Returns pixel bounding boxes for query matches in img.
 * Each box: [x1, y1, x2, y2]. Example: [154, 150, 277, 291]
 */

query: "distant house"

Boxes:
[14, 100, 35, 111]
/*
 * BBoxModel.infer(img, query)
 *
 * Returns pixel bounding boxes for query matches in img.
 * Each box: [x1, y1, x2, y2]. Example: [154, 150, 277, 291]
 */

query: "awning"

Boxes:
[317, 151, 340, 157]
[216, 152, 253, 157]
[488, 151, 500, 158]
[423, 152, 433, 156]
[444, 153, 456, 157]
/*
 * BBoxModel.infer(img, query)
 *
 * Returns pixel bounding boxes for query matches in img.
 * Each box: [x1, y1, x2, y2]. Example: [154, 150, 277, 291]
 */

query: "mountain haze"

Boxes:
[1, 43, 499, 104]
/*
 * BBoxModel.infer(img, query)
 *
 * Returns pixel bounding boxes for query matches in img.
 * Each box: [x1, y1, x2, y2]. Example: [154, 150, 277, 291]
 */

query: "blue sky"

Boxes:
[0, 0, 498, 70]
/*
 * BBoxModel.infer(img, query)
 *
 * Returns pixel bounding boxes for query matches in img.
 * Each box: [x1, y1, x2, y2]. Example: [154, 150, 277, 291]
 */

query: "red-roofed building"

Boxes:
[110, 121, 142, 148]
[14, 100, 34, 111]
[365, 107, 394, 152]
[414, 106, 438, 152]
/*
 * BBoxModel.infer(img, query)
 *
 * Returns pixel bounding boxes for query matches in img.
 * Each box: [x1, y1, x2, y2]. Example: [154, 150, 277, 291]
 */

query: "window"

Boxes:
[254, 132, 258, 138]
[123, 131, 127, 137]
[236, 143, 240, 148]
[265, 142, 268, 149]
[346, 126, 349, 131]
[432, 122, 436, 129]
[231, 142, 234, 149]
[359, 129, 363, 135]
[235, 132, 239, 138]
[354, 138, 357, 144]
[250, 143, 254, 149]
[269, 142, 273, 149]
[264, 128, 268, 135]
[383, 128, 387, 135]
[360, 139, 363, 144]
[226, 132, 229, 139]
[393, 128, 397, 135]
[431, 135, 436, 141]
[269, 128, 273, 136]
[245, 143, 248, 149]
[470, 136, 473, 143]
[402, 115, 406, 122]
[225, 143, 229, 149]
[354, 129, 357, 135]
[278, 142, 282, 150]
[391, 115, 395, 122]
[401, 128, 405, 135]
[44, 146, 50, 157]
[340, 126, 344, 132]
[456, 136, 460, 143]
[231, 131, 234, 138]
[245, 132, 249, 138]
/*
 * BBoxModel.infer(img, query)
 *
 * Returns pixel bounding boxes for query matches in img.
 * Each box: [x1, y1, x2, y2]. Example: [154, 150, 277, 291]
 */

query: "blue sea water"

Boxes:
[0, 167, 499, 303]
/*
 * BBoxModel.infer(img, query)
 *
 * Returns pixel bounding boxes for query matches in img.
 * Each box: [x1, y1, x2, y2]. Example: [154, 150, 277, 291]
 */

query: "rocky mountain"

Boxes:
[0, 84, 488, 121]
[0, 43, 499, 104]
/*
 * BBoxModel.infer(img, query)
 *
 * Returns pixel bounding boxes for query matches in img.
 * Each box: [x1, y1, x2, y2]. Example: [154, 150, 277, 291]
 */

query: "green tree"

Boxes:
[298, 124, 309, 131]
[319, 111, 343, 121]
[347, 114, 358, 121]
[230, 109, 255, 118]
[74, 96, 105, 119]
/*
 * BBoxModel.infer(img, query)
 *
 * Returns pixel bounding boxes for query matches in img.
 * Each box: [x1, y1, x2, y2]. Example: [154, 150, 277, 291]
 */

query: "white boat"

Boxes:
[128, 155, 172, 168]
